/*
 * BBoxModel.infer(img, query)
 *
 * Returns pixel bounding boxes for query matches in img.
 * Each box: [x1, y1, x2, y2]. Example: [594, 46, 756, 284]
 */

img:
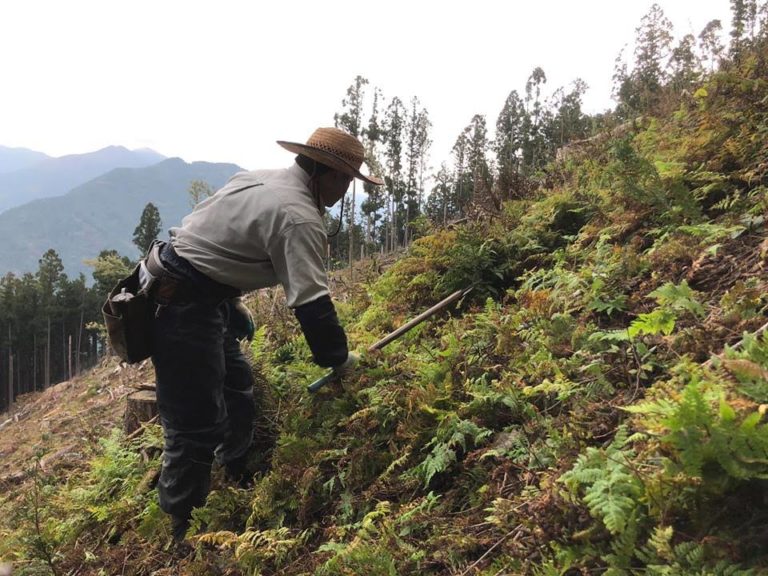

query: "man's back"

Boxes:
[169, 164, 329, 306]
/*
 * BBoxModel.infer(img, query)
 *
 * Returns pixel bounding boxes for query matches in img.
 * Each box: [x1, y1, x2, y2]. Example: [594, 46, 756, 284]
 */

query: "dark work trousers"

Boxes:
[150, 245, 254, 520]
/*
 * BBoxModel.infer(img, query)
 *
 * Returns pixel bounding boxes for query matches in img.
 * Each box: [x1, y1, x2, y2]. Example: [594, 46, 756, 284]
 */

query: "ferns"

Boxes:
[638, 526, 756, 576]
[629, 280, 705, 338]
[198, 526, 313, 574]
[408, 415, 492, 487]
[560, 428, 644, 535]
[627, 377, 768, 482]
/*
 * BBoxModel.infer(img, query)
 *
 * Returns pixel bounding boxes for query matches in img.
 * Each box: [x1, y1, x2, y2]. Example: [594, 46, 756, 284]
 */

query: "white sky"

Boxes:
[0, 0, 732, 174]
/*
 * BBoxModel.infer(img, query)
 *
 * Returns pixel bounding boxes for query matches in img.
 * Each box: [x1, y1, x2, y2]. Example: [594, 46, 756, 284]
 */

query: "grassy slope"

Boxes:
[2, 50, 768, 575]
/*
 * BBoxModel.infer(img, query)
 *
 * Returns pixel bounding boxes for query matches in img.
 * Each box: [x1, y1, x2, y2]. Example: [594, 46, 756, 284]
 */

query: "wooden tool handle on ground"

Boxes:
[307, 286, 472, 393]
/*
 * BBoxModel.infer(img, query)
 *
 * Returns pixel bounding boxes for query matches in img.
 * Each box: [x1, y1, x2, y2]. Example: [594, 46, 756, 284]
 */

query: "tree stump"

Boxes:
[123, 389, 158, 436]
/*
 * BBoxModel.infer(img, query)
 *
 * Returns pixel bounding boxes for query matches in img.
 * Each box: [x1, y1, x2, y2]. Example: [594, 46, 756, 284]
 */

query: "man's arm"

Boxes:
[270, 221, 350, 367]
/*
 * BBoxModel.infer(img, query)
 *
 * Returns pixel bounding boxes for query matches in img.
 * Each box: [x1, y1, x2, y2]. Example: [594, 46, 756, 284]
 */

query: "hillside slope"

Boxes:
[0, 158, 241, 278]
[2, 51, 768, 576]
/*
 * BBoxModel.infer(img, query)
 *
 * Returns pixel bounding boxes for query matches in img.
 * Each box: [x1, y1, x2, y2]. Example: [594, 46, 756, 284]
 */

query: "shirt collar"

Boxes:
[288, 162, 325, 215]
[288, 162, 311, 187]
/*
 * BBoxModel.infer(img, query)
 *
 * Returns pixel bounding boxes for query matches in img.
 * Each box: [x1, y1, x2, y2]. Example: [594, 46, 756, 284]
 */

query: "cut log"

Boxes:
[123, 389, 158, 436]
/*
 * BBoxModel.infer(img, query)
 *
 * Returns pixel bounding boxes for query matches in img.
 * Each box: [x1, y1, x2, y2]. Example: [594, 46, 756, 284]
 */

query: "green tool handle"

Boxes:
[307, 370, 339, 393]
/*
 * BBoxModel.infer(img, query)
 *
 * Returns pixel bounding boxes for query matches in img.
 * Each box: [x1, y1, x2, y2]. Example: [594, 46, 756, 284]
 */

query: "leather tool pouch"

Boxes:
[102, 257, 156, 364]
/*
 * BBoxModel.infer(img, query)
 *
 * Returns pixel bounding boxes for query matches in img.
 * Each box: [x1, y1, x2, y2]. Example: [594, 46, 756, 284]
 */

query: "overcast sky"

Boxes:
[0, 0, 732, 174]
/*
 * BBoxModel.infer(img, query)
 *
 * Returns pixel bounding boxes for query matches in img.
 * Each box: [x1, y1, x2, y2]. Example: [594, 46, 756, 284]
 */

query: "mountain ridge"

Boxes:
[0, 145, 51, 173]
[0, 145, 167, 213]
[0, 157, 242, 278]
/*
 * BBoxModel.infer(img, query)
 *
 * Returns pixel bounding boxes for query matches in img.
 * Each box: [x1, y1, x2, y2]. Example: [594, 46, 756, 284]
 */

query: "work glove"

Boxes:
[228, 297, 255, 341]
[332, 351, 360, 378]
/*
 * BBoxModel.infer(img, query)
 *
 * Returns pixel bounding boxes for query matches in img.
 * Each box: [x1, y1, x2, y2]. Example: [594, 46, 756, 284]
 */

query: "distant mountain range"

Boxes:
[0, 144, 374, 281]
[0, 158, 242, 279]
[0, 145, 51, 173]
[0, 145, 166, 213]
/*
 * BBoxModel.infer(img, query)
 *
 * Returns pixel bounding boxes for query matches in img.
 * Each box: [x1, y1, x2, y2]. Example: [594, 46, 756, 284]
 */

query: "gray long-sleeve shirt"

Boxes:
[169, 163, 329, 308]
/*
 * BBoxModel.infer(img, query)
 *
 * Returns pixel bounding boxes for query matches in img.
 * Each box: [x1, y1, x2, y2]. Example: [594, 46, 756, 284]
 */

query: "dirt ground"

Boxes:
[0, 357, 153, 494]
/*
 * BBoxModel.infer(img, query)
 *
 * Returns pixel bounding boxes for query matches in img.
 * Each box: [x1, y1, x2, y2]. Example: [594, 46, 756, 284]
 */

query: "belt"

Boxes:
[145, 242, 189, 304]
[144, 242, 241, 304]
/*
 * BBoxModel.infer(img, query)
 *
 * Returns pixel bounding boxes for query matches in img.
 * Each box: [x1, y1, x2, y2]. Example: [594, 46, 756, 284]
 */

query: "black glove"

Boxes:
[293, 294, 348, 367]
[228, 297, 255, 341]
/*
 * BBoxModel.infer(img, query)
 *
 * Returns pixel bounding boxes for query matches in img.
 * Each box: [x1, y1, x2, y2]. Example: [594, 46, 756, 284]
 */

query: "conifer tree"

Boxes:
[37, 249, 66, 389]
[334, 76, 369, 267]
[188, 180, 214, 208]
[699, 20, 724, 72]
[523, 67, 548, 174]
[546, 79, 590, 152]
[404, 97, 432, 245]
[132, 202, 162, 256]
[85, 250, 134, 296]
[426, 163, 453, 224]
[730, 0, 758, 56]
[37, 249, 66, 307]
[612, 46, 633, 117]
[494, 89, 525, 191]
[334, 75, 368, 138]
[415, 107, 432, 214]
[0, 250, 105, 410]
[668, 34, 702, 92]
[759, 2, 768, 39]
[466, 114, 492, 204]
[0, 273, 16, 408]
[451, 127, 472, 216]
[383, 96, 405, 250]
[633, 3, 673, 110]
[361, 87, 386, 255]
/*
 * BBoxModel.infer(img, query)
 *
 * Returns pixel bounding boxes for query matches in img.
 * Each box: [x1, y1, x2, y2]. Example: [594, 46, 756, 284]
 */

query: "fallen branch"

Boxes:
[0, 470, 28, 487]
[704, 319, 768, 368]
[125, 414, 159, 441]
[458, 526, 522, 576]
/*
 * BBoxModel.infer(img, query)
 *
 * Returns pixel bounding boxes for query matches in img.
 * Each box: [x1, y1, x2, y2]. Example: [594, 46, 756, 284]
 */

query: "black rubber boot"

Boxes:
[171, 514, 190, 542]
[224, 454, 254, 488]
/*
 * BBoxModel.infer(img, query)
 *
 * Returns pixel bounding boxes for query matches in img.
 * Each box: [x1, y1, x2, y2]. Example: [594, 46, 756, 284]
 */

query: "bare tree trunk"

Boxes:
[369, 214, 375, 259]
[392, 196, 398, 251]
[7, 325, 12, 411]
[46, 316, 51, 390]
[405, 201, 411, 248]
[349, 180, 355, 284]
[33, 334, 37, 392]
[418, 157, 425, 215]
[385, 195, 391, 253]
[62, 322, 66, 381]
[76, 307, 84, 375]
[443, 188, 448, 226]
[68, 335, 72, 381]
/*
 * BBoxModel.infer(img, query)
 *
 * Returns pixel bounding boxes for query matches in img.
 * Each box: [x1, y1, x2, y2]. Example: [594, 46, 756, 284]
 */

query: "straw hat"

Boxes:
[277, 127, 384, 185]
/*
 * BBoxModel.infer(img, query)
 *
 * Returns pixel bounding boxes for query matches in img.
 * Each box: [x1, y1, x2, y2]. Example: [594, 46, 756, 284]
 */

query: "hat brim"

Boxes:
[277, 140, 384, 186]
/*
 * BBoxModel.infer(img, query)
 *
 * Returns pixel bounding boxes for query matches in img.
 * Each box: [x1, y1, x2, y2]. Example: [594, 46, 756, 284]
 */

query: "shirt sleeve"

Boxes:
[269, 220, 330, 308]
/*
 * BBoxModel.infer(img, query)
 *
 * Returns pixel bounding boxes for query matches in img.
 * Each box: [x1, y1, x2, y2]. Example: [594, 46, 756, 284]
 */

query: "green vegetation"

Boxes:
[3, 3, 768, 574]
